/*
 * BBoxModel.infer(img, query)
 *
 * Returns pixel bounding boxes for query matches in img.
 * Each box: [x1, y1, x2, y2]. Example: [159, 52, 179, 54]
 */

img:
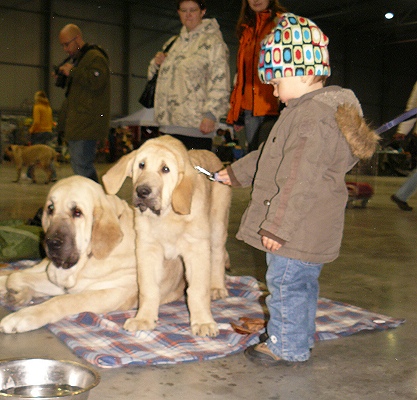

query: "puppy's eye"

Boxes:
[139, 162, 145, 169]
[47, 204, 54, 215]
[162, 165, 170, 173]
[72, 207, 83, 218]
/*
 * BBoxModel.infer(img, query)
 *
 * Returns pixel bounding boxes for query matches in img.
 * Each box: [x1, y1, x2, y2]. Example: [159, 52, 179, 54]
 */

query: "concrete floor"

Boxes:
[0, 161, 416, 399]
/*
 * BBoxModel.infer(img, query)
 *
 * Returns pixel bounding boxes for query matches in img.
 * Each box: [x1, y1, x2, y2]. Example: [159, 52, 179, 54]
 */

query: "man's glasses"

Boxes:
[61, 36, 77, 48]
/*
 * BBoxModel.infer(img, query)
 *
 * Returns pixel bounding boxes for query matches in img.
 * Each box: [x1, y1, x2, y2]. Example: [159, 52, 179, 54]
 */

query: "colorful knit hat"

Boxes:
[258, 13, 331, 83]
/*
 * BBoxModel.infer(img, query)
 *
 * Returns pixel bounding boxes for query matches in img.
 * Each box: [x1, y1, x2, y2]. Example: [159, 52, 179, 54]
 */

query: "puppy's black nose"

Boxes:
[136, 186, 151, 199]
[45, 236, 63, 251]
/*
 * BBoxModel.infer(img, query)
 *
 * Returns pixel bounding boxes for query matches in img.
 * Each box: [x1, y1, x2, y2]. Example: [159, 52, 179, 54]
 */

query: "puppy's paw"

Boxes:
[0, 310, 42, 333]
[5, 287, 33, 307]
[211, 287, 228, 300]
[191, 322, 219, 337]
[123, 317, 156, 333]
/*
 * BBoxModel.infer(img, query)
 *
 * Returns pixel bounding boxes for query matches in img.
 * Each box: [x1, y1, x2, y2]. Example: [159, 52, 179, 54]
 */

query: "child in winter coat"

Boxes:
[217, 13, 379, 366]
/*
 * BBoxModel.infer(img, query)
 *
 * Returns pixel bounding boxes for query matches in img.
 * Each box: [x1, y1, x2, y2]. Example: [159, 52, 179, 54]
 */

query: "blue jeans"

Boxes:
[30, 131, 53, 145]
[395, 168, 417, 201]
[243, 110, 265, 147]
[67, 140, 99, 182]
[265, 253, 323, 362]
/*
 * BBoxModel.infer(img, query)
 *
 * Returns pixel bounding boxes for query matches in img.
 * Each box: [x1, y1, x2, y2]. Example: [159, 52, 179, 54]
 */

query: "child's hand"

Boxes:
[216, 169, 231, 185]
[262, 236, 282, 252]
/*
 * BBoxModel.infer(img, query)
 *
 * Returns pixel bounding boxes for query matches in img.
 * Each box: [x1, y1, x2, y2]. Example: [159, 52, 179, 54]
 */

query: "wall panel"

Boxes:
[0, 0, 415, 130]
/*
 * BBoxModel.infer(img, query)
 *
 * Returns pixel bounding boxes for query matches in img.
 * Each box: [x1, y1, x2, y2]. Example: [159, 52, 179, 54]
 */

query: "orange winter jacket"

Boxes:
[29, 101, 53, 134]
[227, 11, 281, 125]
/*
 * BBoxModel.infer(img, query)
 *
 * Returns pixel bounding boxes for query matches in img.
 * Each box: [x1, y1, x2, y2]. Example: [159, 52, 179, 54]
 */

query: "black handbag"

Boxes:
[139, 72, 158, 108]
[139, 37, 177, 108]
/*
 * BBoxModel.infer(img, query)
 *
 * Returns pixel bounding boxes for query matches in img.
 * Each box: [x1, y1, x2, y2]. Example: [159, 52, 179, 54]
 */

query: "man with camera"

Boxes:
[55, 23, 110, 182]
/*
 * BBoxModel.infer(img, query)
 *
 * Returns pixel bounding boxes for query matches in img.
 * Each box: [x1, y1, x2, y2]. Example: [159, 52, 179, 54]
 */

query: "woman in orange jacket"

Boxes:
[26, 90, 57, 181]
[227, 0, 286, 151]
[29, 90, 54, 145]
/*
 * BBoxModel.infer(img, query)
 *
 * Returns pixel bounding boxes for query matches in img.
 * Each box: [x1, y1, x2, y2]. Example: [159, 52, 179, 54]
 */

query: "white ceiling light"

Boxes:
[385, 12, 394, 19]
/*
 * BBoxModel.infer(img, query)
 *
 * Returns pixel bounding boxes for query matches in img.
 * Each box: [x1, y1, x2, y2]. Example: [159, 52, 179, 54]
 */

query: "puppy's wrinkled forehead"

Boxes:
[46, 186, 94, 216]
[133, 146, 181, 174]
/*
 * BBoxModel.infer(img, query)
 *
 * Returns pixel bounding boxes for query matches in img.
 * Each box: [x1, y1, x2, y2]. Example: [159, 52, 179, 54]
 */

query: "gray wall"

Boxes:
[0, 0, 416, 133]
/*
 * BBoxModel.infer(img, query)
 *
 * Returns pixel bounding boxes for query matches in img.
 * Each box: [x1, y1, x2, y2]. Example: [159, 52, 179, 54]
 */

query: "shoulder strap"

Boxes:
[87, 44, 109, 60]
[163, 36, 178, 53]
[76, 43, 108, 66]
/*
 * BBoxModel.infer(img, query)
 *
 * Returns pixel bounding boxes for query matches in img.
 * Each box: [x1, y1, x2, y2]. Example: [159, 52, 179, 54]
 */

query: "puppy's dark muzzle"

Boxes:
[136, 185, 152, 199]
[45, 236, 64, 252]
[44, 229, 79, 269]
[134, 185, 160, 215]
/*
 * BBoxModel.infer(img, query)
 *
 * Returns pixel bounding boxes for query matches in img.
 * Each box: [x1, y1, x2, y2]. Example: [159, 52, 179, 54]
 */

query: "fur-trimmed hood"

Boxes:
[313, 87, 379, 160]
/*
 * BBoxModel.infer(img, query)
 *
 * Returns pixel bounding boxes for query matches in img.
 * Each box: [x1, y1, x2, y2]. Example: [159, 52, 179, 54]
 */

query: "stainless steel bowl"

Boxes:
[0, 358, 100, 399]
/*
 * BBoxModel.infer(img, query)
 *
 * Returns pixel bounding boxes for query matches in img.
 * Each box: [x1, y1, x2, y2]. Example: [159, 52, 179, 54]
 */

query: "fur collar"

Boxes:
[335, 103, 379, 159]
[311, 86, 380, 160]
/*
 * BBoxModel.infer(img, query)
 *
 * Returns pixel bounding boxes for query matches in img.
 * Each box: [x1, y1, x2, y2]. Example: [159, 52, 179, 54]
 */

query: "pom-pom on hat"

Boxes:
[258, 13, 331, 83]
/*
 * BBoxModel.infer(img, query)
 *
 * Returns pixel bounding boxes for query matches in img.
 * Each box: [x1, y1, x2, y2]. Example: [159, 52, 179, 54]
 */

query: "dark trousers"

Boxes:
[166, 133, 212, 151]
[67, 140, 99, 182]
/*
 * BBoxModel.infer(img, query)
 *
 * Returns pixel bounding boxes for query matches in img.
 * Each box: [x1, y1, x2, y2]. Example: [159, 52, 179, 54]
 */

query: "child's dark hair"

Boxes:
[176, 0, 206, 10]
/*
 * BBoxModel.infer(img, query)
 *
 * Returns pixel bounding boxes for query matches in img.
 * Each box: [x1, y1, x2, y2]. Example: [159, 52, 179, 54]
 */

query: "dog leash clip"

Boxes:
[194, 165, 219, 182]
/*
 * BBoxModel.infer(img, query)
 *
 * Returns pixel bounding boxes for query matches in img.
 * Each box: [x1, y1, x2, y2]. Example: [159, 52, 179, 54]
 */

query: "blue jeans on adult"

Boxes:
[243, 110, 265, 148]
[395, 168, 417, 201]
[67, 140, 99, 182]
[30, 131, 54, 145]
[265, 253, 323, 362]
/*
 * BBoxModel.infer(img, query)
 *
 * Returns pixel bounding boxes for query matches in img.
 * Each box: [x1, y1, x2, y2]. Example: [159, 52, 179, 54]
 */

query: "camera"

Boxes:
[53, 56, 72, 88]
[54, 66, 67, 88]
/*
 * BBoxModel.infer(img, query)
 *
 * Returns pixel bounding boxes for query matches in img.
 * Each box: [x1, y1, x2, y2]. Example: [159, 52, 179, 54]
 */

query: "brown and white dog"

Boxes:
[103, 135, 232, 337]
[4, 144, 57, 184]
[0, 176, 185, 333]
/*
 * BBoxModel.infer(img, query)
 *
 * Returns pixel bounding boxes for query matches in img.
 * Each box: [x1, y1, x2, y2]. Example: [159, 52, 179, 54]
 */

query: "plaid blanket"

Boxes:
[0, 261, 405, 368]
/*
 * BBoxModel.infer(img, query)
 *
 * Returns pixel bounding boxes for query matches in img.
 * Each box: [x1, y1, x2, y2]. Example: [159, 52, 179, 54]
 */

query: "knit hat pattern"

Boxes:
[258, 13, 331, 82]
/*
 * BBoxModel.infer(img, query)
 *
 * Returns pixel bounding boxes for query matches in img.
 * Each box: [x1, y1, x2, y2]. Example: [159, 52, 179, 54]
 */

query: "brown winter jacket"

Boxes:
[226, 11, 281, 125]
[58, 44, 110, 141]
[227, 86, 379, 263]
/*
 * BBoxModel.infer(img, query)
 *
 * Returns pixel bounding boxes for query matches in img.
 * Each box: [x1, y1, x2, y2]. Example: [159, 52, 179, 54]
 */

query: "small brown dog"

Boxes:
[5, 144, 57, 184]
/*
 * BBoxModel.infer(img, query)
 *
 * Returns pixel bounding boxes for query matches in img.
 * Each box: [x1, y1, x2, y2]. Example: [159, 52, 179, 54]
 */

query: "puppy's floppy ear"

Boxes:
[91, 198, 123, 259]
[41, 204, 51, 232]
[169, 141, 196, 215]
[171, 165, 195, 215]
[102, 151, 136, 194]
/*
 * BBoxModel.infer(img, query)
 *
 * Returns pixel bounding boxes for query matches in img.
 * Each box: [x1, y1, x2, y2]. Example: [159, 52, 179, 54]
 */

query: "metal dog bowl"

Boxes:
[0, 358, 100, 399]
